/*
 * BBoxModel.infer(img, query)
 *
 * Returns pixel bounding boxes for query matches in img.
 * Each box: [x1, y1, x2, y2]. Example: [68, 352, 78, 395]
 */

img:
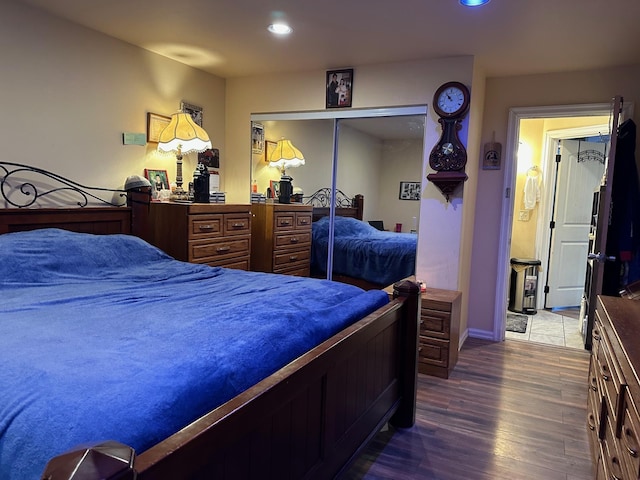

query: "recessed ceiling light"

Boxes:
[459, 0, 491, 6]
[268, 23, 292, 35]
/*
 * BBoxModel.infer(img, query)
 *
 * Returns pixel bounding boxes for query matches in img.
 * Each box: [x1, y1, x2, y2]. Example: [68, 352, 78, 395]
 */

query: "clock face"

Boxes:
[433, 82, 470, 118]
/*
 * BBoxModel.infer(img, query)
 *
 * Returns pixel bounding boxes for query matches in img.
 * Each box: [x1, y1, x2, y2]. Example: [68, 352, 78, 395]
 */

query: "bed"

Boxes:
[305, 188, 417, 290]
[0, 166, 420, 480]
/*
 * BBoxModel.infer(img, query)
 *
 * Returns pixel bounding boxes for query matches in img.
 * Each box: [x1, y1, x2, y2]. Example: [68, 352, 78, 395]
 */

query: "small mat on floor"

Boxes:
[506, 313, 528, 333]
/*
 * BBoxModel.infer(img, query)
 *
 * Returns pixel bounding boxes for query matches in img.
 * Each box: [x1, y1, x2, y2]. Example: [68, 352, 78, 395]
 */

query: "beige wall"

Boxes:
[469, 65, 640, 337]
[0, 2, 225, 200]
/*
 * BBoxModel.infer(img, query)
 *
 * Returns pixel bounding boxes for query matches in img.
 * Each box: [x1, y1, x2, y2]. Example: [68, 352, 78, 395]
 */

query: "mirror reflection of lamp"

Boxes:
[157, 112, 212, 201]
[268, 138, 305, 204]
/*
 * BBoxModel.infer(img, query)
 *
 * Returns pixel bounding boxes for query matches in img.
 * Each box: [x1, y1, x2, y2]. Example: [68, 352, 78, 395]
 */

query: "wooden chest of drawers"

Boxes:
[250, 203, 313, 276]
[147, 203, 251, 269]
[588, 296, 640, 480]
[419, 288, 461, 379]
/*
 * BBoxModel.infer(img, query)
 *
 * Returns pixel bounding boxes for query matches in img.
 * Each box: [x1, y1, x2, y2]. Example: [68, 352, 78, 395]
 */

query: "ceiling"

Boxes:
[14, 0, 640, 79]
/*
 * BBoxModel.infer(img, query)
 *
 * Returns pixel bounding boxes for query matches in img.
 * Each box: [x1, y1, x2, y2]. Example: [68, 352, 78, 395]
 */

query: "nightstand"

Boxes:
[147, 202, 251, 269]
[250, 203, 313, 276]
[419, 288, 462, 378]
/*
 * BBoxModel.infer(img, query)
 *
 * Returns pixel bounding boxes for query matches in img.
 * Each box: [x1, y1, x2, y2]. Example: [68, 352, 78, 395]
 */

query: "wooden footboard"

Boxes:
[43, 280, 419, 480]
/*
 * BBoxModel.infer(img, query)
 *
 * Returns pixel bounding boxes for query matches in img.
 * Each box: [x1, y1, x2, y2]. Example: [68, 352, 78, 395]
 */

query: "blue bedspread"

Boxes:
[311, 216, 417, 286]
[0, 229, 389, 480]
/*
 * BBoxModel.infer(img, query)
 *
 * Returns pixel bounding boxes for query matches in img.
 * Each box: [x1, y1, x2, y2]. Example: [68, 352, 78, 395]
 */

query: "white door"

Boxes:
[545, 139, 606, 308]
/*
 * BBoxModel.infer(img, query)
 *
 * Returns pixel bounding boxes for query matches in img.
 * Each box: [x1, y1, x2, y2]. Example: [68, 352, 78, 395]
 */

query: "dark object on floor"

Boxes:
[506, 313, 528, 333]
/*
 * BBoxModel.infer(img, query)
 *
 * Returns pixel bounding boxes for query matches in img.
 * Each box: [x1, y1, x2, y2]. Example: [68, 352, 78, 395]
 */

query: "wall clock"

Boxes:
[427, 81, 470, 201]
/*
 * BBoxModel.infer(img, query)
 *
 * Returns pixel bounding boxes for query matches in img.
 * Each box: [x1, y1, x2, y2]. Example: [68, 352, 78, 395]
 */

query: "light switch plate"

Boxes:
[518, 210, 530, 221]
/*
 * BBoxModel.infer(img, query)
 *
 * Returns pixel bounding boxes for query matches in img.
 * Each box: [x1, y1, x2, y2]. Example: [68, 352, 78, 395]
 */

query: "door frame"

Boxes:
[537, 125, 608, 310]
[494, 102, 634, 341]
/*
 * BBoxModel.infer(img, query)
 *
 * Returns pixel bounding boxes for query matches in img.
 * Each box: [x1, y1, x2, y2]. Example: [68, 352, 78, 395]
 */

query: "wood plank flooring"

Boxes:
[342, 338, 593, 480]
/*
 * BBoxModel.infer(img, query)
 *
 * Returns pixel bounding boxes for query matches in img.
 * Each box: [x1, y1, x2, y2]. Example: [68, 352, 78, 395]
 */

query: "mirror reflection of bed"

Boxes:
[251, 112, 424, 290]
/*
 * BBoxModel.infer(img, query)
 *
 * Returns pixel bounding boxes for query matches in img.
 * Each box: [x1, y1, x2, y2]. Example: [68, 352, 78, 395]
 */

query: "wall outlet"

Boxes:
[518, 210, 530, 221]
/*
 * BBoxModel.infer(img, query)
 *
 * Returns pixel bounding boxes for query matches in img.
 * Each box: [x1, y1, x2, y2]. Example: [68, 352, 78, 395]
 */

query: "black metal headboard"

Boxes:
[0, 162, 128, 208]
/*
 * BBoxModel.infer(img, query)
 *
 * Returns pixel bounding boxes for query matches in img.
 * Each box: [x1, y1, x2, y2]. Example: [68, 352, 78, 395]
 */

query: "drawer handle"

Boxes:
[602, 373, 609, 382]
[593, 333, 601, 341]
[199, 225, 214, 231]
[300, 219, 309, 225]
[290, 237, 299, 244]
[216, 246, 231, 253]
[232, 222, 245, 228]
[625, 429, 639, 457]
[419, 319, 424, 325]
[289, 255, 298, 261]
[280, 220, 292, 226]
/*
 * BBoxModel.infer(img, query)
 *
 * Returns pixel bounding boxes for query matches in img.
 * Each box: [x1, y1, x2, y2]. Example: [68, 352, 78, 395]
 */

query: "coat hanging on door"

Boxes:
[603, 119, 640, 294]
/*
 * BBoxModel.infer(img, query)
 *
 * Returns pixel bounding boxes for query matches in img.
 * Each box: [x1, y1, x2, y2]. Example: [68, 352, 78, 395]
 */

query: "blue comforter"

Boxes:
[311, 216, 417, 286]
[0, 229, 389, 480]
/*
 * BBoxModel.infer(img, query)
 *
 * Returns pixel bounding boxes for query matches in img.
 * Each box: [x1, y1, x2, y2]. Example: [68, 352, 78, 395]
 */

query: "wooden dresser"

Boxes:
[419, 288, 462, 378]
[147, 203, 251, 269]
[588, 295, 640, 480]
[250, 203, 313, 276]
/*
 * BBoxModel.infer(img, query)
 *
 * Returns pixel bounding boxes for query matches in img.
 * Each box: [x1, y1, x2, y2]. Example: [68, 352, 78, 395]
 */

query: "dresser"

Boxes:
[588, 295, 640, 480]
[419, 288, 462, 378]
[147, 203, 251, 269]
[250, 203, 313, 276]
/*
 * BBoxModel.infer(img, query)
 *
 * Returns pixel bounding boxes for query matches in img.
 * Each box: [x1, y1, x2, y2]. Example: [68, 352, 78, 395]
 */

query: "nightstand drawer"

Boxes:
[275, 232, 311, 249]
[189, 215, 223, 238]
[224, 214, 251, 236]
[273, 248, 310, 267]
[420, 308, 451, 339]
[191, 237, 250, 262]
[418, 336, 449, 368]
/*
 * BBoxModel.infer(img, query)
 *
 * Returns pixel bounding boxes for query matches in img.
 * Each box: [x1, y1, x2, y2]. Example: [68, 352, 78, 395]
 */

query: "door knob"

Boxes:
[587, 252, 616, 262]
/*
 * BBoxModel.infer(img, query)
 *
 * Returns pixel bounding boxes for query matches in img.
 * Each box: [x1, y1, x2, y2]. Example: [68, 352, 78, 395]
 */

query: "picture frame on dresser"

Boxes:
[144, 169, 170, 194]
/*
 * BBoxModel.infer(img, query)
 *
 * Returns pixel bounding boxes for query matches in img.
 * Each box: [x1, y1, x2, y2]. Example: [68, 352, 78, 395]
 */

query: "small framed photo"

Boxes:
[399, 181, 421, 201]
[252, 122, 265, 154]
[264, 140, 277, 163]
[144, 169, 170, 193]
[269, 180, 280, 199]
[181, 101, 203, 126]
[326, 68, 353, 108]
[147, 113, 171, 143]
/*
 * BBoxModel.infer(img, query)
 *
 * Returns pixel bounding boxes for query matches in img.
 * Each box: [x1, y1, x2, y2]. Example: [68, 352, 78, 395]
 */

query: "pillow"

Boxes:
[0, 228, 171, 283]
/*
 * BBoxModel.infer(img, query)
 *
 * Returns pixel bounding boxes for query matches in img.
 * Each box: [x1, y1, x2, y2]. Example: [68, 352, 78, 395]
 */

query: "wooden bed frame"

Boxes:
[0, 196, 419, 479]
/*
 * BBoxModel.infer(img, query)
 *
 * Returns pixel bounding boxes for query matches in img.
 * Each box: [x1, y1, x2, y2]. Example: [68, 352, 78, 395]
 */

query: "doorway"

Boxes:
[496, 102, 633, 348]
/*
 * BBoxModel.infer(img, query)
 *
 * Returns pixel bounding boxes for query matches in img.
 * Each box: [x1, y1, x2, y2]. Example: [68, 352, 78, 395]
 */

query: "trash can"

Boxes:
[508, 258, 541, 314]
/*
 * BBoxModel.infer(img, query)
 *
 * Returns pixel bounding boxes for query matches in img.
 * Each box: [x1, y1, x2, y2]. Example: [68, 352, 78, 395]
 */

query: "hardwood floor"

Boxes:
[343, 338, 593, 480]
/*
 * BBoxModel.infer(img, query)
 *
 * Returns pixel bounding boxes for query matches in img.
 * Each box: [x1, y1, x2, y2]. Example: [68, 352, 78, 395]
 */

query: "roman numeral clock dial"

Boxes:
[427, 81, 471, 201]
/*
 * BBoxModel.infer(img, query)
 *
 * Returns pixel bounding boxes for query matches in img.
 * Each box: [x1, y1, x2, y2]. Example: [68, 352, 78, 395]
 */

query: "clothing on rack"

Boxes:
[523, 166, 541, 210]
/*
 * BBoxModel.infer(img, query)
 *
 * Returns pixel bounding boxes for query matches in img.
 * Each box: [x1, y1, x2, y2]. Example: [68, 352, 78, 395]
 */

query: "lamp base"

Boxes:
[170, 187, 190, 202]
[278, 175, 293, 204]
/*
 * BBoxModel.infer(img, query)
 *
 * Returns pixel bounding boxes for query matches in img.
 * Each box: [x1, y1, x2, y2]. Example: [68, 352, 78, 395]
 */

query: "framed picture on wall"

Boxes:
[181, 101, 203, 126]
[264, 140, 277, 163]
[146, 113, 171, 143]
[399, 181, 421, 200]
[326, 68, 353, 108]
[252, 122, 264, 154]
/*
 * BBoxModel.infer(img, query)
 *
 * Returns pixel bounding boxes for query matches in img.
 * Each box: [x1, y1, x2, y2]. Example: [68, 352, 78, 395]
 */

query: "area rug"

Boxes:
[506, 313, 528, 333]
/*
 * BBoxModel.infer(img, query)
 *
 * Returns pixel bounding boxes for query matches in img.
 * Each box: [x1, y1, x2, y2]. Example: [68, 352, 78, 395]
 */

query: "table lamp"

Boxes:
[157, 112, 212, 200]
[268, 138, 305, 203]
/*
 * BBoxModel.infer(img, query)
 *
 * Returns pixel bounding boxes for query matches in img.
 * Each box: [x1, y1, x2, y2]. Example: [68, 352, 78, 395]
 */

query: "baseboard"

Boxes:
[467, 328, 496, 341]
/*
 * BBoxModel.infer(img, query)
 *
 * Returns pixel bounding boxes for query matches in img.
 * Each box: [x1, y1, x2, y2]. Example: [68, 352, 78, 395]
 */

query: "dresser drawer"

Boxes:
[207, 256, 250, 270]
[620, 389, 640, 480]
[596, 334, 625, 426]
[274, 264, 310, 276]
[275, 232, 311, 249]
[273, 248, 310, 268]
[587, 378, 602, 457]
[223, 213, 251, 236]
[602, 414, 626, 480]
[296, 212, 312, 229]
[190, 237, 250, 262]
[274, 213, 296, 231]
[189, 214, 223, 239]
[418, 336, 449, 369]
[420, 308, 451, 340]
